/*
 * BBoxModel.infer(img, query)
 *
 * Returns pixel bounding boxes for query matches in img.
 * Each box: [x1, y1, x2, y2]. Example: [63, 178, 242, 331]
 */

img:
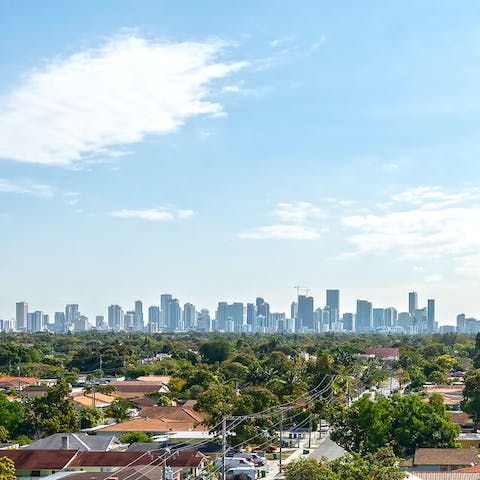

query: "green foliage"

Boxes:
[0, 456, 16, 480]
[78, 406, 102, 429]
[284, 447, 405, 480]
[329, 393, 460, 456]
[119, 431, 152, 444]
[461, 369, 480, 423]
[104, 398, 134, 422]
[0, 393, 27, 439]
[28, 381, 78, 437]
[199, 340, 232, 364]
[0, 427, 8, 442]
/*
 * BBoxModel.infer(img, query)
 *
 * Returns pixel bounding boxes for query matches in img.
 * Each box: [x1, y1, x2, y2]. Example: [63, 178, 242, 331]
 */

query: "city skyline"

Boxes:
[2, 2, 480, 322]
[4, 288, 470, 333]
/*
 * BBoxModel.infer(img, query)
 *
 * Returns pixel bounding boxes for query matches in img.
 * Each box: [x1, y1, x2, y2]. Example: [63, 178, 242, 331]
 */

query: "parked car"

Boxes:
[226, 467, 256, 480]
[252, 444, 278, 453]
[233, 452, 266, 466]
[215, 457, 254, 469]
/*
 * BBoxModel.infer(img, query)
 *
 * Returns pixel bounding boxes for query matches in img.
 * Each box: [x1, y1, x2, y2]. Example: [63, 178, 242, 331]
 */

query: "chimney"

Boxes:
[61, 436, 69, 450]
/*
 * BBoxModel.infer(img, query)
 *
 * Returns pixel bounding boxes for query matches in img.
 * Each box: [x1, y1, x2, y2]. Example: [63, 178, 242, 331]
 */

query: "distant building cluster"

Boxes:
[0, 289, 468, 335]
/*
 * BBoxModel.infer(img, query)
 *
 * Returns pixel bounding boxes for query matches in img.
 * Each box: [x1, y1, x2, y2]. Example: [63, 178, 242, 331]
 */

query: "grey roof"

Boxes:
[127, 442, 167, 451]
[24, 433, 117, 451]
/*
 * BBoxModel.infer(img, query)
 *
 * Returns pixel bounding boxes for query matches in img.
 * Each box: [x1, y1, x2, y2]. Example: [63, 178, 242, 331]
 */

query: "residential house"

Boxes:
[403, 448, 480, 472]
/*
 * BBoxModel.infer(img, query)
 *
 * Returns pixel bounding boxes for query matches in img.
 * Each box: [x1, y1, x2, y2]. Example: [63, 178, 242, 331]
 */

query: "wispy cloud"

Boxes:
[0, 35, 247, 166]
[239, 201, 324, 240]
[0, 178, 54, 198]
[343, 186, 480, 274]
[239, 224, 321, 240]
[269, 35, 296, 48]
[111, 207, 194, 221]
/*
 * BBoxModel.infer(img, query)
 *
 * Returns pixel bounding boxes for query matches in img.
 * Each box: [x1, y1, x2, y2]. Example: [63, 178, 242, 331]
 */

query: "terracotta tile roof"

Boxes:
[412, 473, 480, 480]
[100, 417, 208, 433]
[0, 376, 38, 385]
[364, 348, 400, 358]
[456, 466, 480, 473]
[0, 449, 78, 469]
[138, 406, 206, 424]
[449, 412, 474, 426]
[413, 448, 480, 466]
[70, 449, 206, 468]
[108, 381, 169, 399]
[136, 376, 171, 384]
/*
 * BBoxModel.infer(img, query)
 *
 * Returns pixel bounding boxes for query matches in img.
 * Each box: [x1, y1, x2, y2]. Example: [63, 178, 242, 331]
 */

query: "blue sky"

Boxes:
[1, 1, 480, 324]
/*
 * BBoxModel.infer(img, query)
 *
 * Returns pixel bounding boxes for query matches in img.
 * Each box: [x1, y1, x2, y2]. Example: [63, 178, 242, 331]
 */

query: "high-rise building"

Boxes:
[65, 304, 80, 329]
[183, 303, 196, 330]
[356, 300, 373, 332]
[108, 305, 124, 330]
[246, 303, 255, 326]
[197, 308, 211, 331]
[160, 294, 173, 330]
[256, 298, 270, 328]
[373, 308, 385, 331]
[342, 313, 354, 331]
[95, 315, 106, 329]
[148, 306, 160, 329]
[124, 311, 135, 330]
[54, 312, 66, 332]
[398, 312, 411, 329]
[384, 307, 398, 328]
[456, 313, 466, 333]
[326, 289, 340, 323]
[28, 311, 44, 331]
[215, 302, 244, 331]
[408, 292, 418, 315]
[427, 299, 435, 333]
[134, 300, 144, 331]
[78, 315, 89, 331]
[297, 295, 314, 331]
[16, 301, 28, 332]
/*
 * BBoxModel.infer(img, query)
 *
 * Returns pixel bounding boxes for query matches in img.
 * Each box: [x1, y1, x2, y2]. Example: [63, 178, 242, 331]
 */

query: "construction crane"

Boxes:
[294, 286, 311, 296]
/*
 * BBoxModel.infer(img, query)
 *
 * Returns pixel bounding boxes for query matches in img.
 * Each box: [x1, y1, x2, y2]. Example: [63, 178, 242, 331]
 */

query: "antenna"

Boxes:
[294, 286, 311, 296]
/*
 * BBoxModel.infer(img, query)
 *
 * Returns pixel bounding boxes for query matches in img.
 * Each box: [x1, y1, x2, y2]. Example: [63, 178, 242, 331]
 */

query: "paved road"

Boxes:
[308, 436, 346, 461]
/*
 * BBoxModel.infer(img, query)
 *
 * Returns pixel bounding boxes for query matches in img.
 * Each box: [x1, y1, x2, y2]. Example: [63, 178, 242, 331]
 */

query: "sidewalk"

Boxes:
[264, 431, 328, 480]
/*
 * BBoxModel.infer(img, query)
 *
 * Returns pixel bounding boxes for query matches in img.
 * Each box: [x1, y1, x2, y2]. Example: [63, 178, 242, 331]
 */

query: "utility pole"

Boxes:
[221, 417, 227, 480]
[308, 414, 312, 448]
[17, 364, 20, 391]
[279, 411, 283, 473]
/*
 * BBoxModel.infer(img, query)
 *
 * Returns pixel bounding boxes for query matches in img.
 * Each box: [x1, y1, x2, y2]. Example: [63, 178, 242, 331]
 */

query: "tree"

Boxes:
[78, 406, 102, 429]
[104, 398, 134, 422]
[461, 369, 480, 424]
[28, 381, 78, 437]
[0, 456, 16, 480]
[199, 340, 232, 364]
[284, 447, 405, 480]
[329, 393, 460, 456]
[0, 427, 8, 442]
[119, 432, 152, 444]
[0, 393, 27, 438]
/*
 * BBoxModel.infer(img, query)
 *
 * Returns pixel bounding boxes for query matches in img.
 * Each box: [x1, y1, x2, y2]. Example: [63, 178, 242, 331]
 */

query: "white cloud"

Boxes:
[239, 201, 324, 240]
[274, 201, 324, 223]
[269, 36, 296, 48]
[343, 187, 480, 274]
[111, 207, 194, 221]
[0, 35, 247, 166]
[0, 178, 54, 198]
[238, 224, 321, 240]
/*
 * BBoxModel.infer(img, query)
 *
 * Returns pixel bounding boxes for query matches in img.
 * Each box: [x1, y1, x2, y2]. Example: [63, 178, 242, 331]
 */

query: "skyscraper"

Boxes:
[215, 302, 244, 332]
[28, 311, 44, 331]
[342, 313, 354, 331]
[197, 308, 211, 331]
[427, 299, 435, 333]
[134, 300, 144, 331]
[246, 303, 255, 326]
[326, 289, 340, 323]
[356, 300, 373, 332]
[16, 301, 28, 332]
[148, 306, 160, 329]
[384, 307, 398, 328]
[160, 294, 172, 330]
[408, 292, 418, 315]
[65, 304, 80, 329]
[54, 312, 66, 332]
[108, 305, 123, 330]
[373, 308, 385, 331]
[297, 295, 314, 331]
[183, 303, 196, 330]
[256, 298, 270, 327]
[457, 313, 466, 333]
